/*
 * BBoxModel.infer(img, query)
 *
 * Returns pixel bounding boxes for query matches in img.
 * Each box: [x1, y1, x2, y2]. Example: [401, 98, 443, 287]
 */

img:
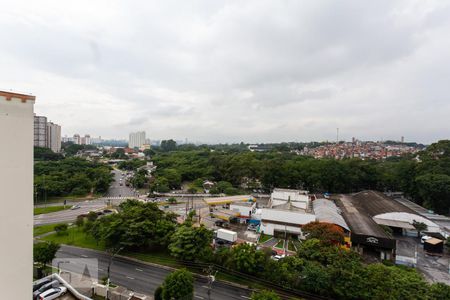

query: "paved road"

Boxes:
[105, 169, 137, 198]
[34, 170, 136, 226]
[56, 245, 252, 300]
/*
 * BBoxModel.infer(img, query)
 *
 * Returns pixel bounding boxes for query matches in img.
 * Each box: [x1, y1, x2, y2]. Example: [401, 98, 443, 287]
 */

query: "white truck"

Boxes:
[216, 229, 238, 243]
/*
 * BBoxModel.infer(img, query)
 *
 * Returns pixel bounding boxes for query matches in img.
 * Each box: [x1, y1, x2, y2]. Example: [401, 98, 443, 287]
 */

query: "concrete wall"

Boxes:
[0, 94, 34, 299]
[260, 222, 303, 236]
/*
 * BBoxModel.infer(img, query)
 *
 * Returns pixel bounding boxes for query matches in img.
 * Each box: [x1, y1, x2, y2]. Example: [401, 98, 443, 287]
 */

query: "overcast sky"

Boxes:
[1, 0, 449, 143]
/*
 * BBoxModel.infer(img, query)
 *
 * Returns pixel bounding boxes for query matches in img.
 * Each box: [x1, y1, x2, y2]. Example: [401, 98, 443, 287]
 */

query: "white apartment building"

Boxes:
[0, 91, 35, 299]
[129, 131, 146, 149]
[46, 121, 61, 153]
[34, 114, 62, 152]
[73, 134, 81, 145]
[34, 115, 47, 147]
[84, 134, 91, 145]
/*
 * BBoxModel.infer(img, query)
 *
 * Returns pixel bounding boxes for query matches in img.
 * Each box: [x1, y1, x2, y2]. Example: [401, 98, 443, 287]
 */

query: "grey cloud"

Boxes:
[0, 0, 449, 143]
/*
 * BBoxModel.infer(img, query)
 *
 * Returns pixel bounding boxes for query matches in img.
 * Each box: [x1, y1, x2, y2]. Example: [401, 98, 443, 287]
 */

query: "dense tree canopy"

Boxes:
[90, 200, 177, 250]
[34, 146, 63, 161]
[34, 158, 113, 200]
[150, 140, 450, 213]
[168, 224, 213, 261]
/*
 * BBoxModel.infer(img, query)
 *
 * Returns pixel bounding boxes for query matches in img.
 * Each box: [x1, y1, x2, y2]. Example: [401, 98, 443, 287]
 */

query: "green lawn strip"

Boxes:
[34, 223, 67, 237]
[274, 239, 285, 249]
[34, 205, 70, 215]
[258, 233, 273, 244]
[36, 194, 103, 205]
[125, 251, 181, 268]
[41, 227, 105, 251]
[288, 240, 296, 252]
[292, 240, 302, 251]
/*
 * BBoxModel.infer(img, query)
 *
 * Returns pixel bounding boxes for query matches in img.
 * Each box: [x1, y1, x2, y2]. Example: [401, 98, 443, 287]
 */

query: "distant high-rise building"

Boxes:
[34, 115, 47, 147]
[73, 134, 81, 145]
[401, 136, 405, 143]
[84, 134, 91, 145]
[34, 114, 61, 152]
[46, 122, 61, 153]
[129, 131, 146, 149]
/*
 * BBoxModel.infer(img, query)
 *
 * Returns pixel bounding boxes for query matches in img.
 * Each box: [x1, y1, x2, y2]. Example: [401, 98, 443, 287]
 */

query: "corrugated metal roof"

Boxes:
[261, 208, 316, 225]
[313, 199, 350, 231]
[373, 218, 415, 230]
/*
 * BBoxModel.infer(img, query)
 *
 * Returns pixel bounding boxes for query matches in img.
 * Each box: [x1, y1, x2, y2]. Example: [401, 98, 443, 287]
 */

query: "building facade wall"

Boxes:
[260, 222, 303, 236]
[46, 122, 61, 153]
[34, 115, 47, 147]
[129, 131, 146, 149]
[0, 93, 34, 300]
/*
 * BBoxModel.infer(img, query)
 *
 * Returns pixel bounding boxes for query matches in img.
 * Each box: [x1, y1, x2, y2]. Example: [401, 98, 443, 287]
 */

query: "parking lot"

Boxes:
[396, 236, 450, 283]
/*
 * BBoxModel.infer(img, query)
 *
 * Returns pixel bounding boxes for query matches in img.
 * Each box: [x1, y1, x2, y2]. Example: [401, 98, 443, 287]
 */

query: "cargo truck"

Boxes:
[215, 229, 238, 243]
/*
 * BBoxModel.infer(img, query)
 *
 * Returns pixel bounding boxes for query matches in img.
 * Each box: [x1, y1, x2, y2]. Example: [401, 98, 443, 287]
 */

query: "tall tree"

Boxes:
[33, 242, 60, 278]
[302, 221, 345, 245]
[161, 268, 194, 300]
[169, 225, 213, 261]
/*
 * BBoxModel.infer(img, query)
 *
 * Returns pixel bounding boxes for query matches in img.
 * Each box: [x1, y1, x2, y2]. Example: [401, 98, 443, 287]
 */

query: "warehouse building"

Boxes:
[336, 191, 442, 260]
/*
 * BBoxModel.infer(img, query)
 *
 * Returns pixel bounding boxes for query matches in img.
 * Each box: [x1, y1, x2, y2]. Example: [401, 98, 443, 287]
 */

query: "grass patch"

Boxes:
[42, 227, 105, 251]
[125, 251, 180, 268]
[34, 205, 69, 215]
[274, 239, 284, 249]
[288, 240, 296, 252]
[292, 239, 301, 250]
[258, 233, 273, 244]
[34, 223, 67, 237]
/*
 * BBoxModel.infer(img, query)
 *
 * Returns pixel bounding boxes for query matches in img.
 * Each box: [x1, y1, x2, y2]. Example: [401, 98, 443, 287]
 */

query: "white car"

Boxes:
[271, 254, 286, 261]
[38, 286, 67, 300]
[421, 235, 432, 244]
[70, 205, 80, 210]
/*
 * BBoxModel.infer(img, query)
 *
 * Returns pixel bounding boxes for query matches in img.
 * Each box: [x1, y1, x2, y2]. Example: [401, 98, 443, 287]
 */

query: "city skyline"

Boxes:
[2, 1, 450, 143]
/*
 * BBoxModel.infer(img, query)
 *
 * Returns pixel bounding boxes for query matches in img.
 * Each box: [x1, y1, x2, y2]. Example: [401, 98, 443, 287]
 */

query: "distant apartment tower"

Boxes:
[73, 134, 81, 145]
[0, 91, 35, 299]
[34, 114, 62, 152]
[84, 134, 91, 145]
[129, 131, 146, 149]
[46, 122, 61, 153]
[34, 115, 47, 147]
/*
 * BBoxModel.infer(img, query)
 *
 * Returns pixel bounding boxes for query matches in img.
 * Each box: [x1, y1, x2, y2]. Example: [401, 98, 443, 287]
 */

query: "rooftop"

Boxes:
[203, 195, 255, 205]
[336, 193, 391, 238]
[312, 198, 350, 231]
[0, 90, 36, 102]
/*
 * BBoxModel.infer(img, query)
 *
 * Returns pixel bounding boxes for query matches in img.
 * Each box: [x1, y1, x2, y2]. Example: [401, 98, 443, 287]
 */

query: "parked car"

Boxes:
[271, 254, 286, 261]
[33, 278, 52, 292]
[70, 205, 80, 210]
[33, 280, 59, 299]
[38, 286, 67, 300]
[247, 224, 258, 231]
[421, 235, 432, 244]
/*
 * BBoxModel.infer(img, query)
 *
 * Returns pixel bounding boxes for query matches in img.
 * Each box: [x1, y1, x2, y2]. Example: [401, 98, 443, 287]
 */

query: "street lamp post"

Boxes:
[106, 247, 124, 300]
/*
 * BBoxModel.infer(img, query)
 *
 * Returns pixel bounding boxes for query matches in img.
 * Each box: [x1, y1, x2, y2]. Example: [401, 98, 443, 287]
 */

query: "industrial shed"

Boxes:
[337, 192, 397, 260]
[259, 209, 316, 236]
[312, 198, 350, 231]
[350, 191, 440, 236]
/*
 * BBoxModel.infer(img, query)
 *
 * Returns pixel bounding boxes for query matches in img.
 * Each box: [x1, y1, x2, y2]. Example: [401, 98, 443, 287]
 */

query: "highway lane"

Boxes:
[56, 245, 252, 300]
[34, 170, 136, 226]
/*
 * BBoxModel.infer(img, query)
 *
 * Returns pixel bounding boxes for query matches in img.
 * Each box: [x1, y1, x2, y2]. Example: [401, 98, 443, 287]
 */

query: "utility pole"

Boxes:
[106, 247, 123, 300]
[205, 266, 217, 300]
